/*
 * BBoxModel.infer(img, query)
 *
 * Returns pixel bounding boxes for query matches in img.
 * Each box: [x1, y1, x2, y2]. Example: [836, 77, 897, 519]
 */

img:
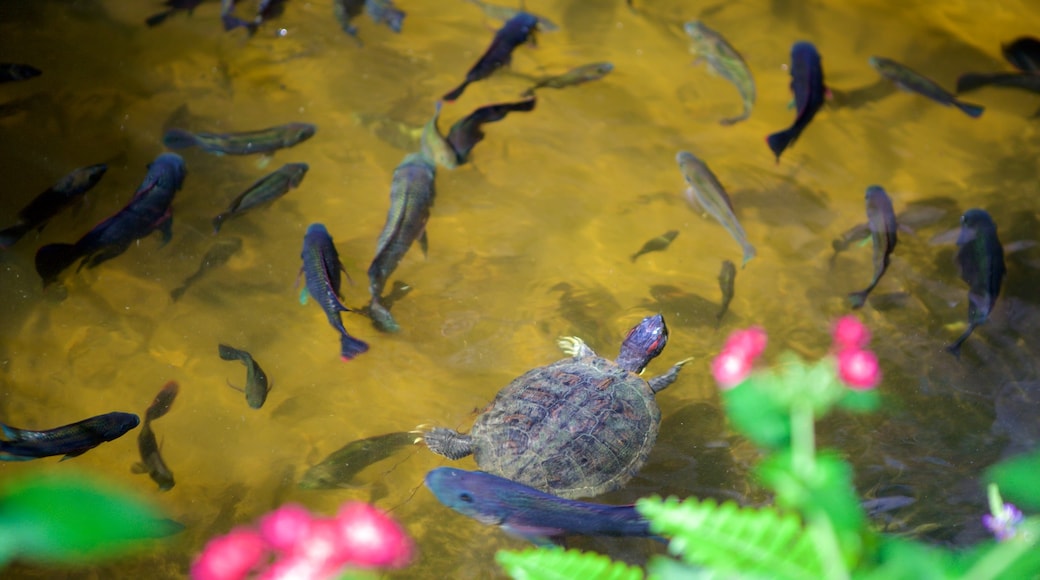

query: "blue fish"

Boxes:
[300, 224, 369, 361]
[847, 186, 898, 309]
[0, 412, 140, 461]
[766, 42, 826, 162]
[0, 163, 107, 250]
[442, 12, 539, 102]
[946, 209, 1005, 357]
[34, 153, 186, 288]
[424, 467, 660, 546]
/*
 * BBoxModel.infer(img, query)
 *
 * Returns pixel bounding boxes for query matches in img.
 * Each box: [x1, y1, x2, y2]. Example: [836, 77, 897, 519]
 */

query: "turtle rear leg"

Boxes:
[557, 336, 595, 358]
[424, 428, 474, 460]
[648, 357, 693, 394]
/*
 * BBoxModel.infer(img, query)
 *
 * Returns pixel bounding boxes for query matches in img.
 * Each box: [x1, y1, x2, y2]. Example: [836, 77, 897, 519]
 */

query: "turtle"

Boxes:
[424, 313, 689, 499]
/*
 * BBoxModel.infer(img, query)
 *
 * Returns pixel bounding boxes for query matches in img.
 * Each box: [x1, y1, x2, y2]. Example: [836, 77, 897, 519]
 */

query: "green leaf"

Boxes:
[986, 449, 1040, 510]
[836, 387, 880, 413]
[637, 495, 822, 580]
[722, 377, 791, 450]
[496, 547, 644, 580]
[0, 472, 183, 565]
[856, 536, 965, 580]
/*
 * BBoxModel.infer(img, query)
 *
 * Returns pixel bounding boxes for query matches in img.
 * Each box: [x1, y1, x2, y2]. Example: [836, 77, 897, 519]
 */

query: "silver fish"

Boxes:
[677, 150, 756, 267]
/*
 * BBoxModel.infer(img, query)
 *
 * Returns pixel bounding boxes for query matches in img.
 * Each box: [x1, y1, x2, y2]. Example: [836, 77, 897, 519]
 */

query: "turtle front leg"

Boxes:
[648, 357, 694, 394]
[424, 428, 474, 460]
[557, 336, 594, 358]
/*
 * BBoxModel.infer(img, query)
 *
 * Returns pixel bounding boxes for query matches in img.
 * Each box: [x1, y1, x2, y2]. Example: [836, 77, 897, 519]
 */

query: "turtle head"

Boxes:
[617, 314, 668, 373]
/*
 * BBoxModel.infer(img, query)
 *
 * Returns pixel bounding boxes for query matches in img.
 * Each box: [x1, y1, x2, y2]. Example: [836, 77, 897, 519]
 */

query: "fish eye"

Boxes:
[459, 493, 474, 503]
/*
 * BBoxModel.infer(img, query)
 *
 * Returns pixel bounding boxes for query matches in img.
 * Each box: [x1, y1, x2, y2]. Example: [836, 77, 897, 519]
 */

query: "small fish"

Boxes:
[34, 153, 186, 288]
[367, 153, 436, 333]
[956, 72, 1040, 95]
[212, 163, 308, 233]
[145, 0, 205, 27]
[300, 224, 370, 360]
[684, 21, 756, 125]
[170, 237, 243, 301]
[0, 412, 139, 461]
[630, 230, 679, 262]
[145, 381, 180, 423]
[832, 204, 948, 260]
[521, 62, 613, 97]
[445, 97, 537, 164]
[464, 0, 558, 32]
[676, 150, 756, 267]
[716, 259, 736, 325]
[420, 102, 460, 169]
[163, 123, 316, 156]
[1003, 36, 1040, 73]
[298, 431, 420, 489]
[870, 56, 984, 118]
[946, 209, 1005, 357]
[0, 163, 107, 250]
[0, 63, 41, 83]
[442, 12, 539, 102]
[766, 42, 826, 162]
[133, 382, 179, 491]
[332, 0, 366, 43]
[847, 186, 898, 309]
[365, 0, 404, 32]
[218, 344, 270, 409]
[424, 467, 659, 546]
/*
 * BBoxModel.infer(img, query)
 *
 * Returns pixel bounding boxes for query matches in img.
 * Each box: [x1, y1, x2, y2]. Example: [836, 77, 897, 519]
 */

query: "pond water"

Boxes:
[1, 0, 1039, 577]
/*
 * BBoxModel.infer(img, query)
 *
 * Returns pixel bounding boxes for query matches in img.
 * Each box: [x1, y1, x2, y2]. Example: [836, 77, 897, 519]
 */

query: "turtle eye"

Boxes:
[459, 493, 474, 503]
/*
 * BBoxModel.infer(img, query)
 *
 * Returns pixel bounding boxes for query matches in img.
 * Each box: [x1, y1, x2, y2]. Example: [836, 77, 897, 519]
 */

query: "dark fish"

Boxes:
[848, 186, 898, 309]
[251, 0, 288, 31]
[365, 0, 404, 32]
[521, 62, 613, 97]
[170, 237, 243, 301]
[956, 72, 1040, 95]
[133, 382, 179, 491]
[367, 153, 436, 333]
[0, 63, 41, 83]
[766, 42, 826, 162]
[445, 97, 537, 164]
[299, 431, 420, 489]
[163, 123, 316, 156]
[145, 0, 205, 27]
[442, 12, 539, 102]
[684, 21, 755, 125]
[946, 209, 1005, 357]
[424, 467, 659, 546]
[832, 203, 948, 260]
[34, 153, 186, 288]
[677, 150, 756, 267]
[870, 56, 983, 118]
[220, 0, 252, 31]
[145, 381, 180, 423]
[212, 163, 308, 233]
[332, 0, 366, 43]
[0, 163, 107, 250]
[630, 230, 679, 262]
[1003, 36, 1040, 73]
[464, 0, 558, 32]
[300, 224, 369, 360]
[218, 344, 270, 409]
[0, 412, 139, 461]
[716, 259, 736, 325]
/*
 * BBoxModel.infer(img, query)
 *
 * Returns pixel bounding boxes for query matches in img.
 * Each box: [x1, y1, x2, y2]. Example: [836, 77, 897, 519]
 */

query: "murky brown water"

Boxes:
[2, 0, 1040, 577]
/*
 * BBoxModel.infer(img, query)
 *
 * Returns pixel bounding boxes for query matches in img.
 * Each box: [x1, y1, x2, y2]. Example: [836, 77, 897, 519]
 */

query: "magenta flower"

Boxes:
[983, 502, 1024, 541]
[833, 315, 871, 351]
[259, 504, 314, 553]
[712, 327, 768, 389]
[723, 326, 768, 360]
[333, 502, 414, 568]
[191, 528, 267, 580]
[836, 348, 880, 390]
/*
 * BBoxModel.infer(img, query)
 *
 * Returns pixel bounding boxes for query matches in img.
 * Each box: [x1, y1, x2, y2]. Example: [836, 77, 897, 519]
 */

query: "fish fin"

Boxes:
[35, 242, 82, 288]
[443, 81, 469, 102]
[419, 230, 428, 258]
[60, 449, 89, 461]
[162, 128, 198, 150]
[340, 332, 370, 361]
[299, 288, 310, 305]
[255, 155, 272, 170]
[212, 214, 227, 234]
[157, 215, 174, 246]
[954, 100, 984, 119]
[226, 379, 245, 394]
[132, 462, 148, 474]
[501, 523, 566, 547]
[339, 260, 354, 286]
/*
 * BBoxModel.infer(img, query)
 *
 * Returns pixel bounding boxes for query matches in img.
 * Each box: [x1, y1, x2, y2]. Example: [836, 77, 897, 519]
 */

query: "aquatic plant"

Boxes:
[497, 316, 1040, 579]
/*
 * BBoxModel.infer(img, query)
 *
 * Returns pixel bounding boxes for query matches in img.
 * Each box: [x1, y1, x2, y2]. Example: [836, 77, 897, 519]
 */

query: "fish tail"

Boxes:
[0, 223, 30, 250]
[170, 286, 186, 302]
[765, 129, 793, 162]
[162, 128, 199, 150]
[34, 243, 82, 287]
[944, 323, 977, 358]
[212, 214, 227, 234]
[847, 290, 869, 309]
[145, 9, 174, 27]
[339, 331, 370, 361]
[740, 246, 756, 268]
[369, 300, 401, 333]
[442, 81, 469, 102]
[218, 344, 243, 362]
[954, 100, 984, 119]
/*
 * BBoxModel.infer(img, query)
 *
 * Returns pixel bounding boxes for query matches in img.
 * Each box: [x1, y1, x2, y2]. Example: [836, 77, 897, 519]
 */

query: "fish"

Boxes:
[1002, 36, 1040, 73]
[365, 0, 404, 32]
[946, 209, 1005, 357]
[716, 259, 736, 325]
[145, 0, 206, 27]
[212, 163, 308, 233]
[34, 153, 186, 288]
[218, 344, 270, 409]
[521, 62, 613, 97]
[420, 102, 460, 169]
[220, 0, 254, 32]
[0, 63, 41, 83]
[445, 97, 537, 165]
[463, 0, 558, 32]
[0, 412, 140, 461]
[847, 186, 898, 309]
[630, 230, 679, 262]
[676, 150, 756, 267]
[870, 56, 984, 118]
[424, 467, 659, 546]
[683, 21, 756, 126]
[766, 42, 826, 162]
[170, 237, 243, 301]
[0, 163, 107, 250]
[956, 72, 1040, 95]
[332, 0, 366, 43]
[832, 203, 949, 260]
[442, 12, 539, 102]
[300, 224, 370, 360]
[367, 153, 436, 333]
[145, 381, 180, 423]
[133, 382, 179, 491]
[162, 123, 316, 156]
[251, 0, 288, 32]
[298, 431, 420, 489]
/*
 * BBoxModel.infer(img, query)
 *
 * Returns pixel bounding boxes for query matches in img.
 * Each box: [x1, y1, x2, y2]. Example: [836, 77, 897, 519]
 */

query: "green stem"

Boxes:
[791, 400, 816, 481]
[964, 521, 1039, 580]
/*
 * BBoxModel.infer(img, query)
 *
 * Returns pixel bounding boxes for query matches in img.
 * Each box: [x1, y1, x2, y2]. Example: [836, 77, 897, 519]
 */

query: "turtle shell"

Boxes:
[470, 354, 661, 499]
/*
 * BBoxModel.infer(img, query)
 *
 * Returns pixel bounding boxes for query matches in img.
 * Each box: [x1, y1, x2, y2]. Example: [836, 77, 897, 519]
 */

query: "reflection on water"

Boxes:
[2, 0, 1040, 576]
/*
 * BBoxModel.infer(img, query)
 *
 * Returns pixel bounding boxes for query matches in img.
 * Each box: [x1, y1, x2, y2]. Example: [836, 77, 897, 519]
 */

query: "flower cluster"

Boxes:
[831, 316, 880, 390]
[191, 502, 414, 580]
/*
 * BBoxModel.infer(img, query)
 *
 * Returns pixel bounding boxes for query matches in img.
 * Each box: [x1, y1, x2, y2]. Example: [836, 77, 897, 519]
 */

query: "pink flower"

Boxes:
[833, 316, 871, 351]
[722, 326, 768, 360]
[712, 348, 754, 389]
[191, 528, 267, 580]
[259, 504, 314, 553]
[333, 502, 414, 568]
[837, 348, 880, 390]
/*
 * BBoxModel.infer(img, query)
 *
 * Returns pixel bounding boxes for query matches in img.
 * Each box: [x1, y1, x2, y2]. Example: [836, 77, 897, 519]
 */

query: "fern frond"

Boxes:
[496, 547, 644, 580]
